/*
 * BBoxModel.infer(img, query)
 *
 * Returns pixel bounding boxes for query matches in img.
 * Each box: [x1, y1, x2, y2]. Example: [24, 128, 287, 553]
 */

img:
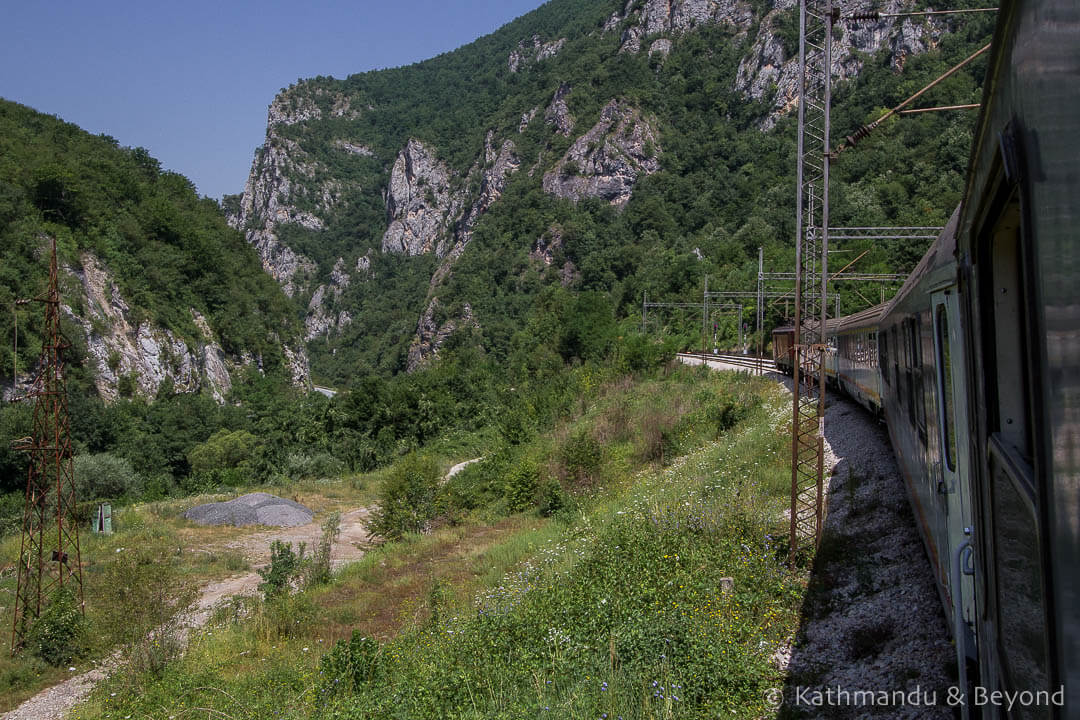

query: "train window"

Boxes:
[913, 315, 927, 438]
[880, 332, 889, 384]
[935, 304, 956, 472]
[990, 442, 1049, 713]
[988, 200, 1033, 462]
[892, 327, 900, 391]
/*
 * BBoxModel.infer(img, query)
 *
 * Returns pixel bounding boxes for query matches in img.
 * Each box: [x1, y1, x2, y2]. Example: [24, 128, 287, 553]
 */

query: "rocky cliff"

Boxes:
[542, 99, 661, 208]
[735, 0, 945, 129]
[231, 0, 976, 377]
[57, 254, 309, 402]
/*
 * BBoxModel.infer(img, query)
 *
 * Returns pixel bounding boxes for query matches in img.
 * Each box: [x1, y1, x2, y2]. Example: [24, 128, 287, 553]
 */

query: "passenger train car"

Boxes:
[768, 0, 1078, 714]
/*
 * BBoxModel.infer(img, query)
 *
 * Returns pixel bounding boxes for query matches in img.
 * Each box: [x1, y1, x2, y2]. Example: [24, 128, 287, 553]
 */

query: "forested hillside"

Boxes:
[0, 99, 305, 397]
[230, 0, 994, 385]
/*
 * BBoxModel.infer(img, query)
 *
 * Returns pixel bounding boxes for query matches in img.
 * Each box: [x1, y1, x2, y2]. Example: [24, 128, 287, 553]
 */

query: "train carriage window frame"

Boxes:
[973, 141, 1054, 706]
[880, 330, 890, 385]
[935, 303, 957, 472]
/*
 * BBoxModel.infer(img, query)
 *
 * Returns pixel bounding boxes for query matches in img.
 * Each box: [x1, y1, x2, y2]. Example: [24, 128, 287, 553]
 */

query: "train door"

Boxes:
[975, 190, 1053, 717]
[931, 288, 978, 692]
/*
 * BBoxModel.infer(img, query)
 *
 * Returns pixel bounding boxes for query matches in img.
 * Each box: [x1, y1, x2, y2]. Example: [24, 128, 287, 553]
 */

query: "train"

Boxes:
[771, 0, 1078, 715]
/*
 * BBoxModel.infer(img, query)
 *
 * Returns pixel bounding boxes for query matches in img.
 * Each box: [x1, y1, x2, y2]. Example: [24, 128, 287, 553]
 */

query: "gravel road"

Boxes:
[2, 507, 372, 720]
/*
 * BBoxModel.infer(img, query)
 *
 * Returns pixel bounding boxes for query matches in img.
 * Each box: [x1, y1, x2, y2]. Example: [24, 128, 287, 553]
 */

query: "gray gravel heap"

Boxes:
[183, 492, 314, 527]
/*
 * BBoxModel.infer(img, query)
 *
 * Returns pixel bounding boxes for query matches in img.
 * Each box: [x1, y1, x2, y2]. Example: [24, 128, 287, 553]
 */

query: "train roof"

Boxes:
[830, 302, 888, 334]
[883, 206, 961, 318]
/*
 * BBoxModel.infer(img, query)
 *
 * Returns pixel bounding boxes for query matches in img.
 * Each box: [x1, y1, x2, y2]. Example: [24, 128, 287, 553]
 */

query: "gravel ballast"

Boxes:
[183, 492, 314, 527]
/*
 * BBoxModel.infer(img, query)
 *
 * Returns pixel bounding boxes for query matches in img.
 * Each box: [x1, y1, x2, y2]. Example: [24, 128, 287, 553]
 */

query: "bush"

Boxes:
[285, 452, 346, 481]
[258, 540, 306, 601]
[73, 452, 142, 501]
[303, 512, 341, 588]
[537, 477, 569, 517]
[562, 428, 602, 484]
[26, 588, 87, 666]
[504, 458, 540, 513]
[705, 395, 749, 438]
[97, 544, 196, 678]
[369, 454, 441, 539]
[319, 631, 384, 694]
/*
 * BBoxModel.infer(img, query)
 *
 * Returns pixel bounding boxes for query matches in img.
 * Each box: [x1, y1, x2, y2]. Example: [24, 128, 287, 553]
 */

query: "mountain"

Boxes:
[229, 0, 994, 385]
[0, 99, 309, 402]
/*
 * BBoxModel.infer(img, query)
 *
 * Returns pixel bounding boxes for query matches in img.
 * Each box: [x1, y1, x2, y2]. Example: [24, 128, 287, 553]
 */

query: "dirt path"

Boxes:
[444, 457, 482, 481]
[2, 506, 373, 720]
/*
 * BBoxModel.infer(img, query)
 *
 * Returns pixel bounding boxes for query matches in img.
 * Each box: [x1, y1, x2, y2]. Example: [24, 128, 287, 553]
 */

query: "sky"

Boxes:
[0, 0, 549, 201]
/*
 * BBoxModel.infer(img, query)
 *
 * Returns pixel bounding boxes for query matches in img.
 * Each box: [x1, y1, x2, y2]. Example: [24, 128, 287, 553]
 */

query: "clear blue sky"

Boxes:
[0, 0, 548, 201]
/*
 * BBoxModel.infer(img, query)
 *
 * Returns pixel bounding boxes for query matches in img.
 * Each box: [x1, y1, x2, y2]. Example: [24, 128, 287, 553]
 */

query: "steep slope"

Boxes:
[230, 0, 994, 384]
[0, 99, 308, 402]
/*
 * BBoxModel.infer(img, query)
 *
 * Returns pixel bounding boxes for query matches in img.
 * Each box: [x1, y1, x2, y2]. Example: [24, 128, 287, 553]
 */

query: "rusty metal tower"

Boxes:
[789, 0, 835, 565]
[11, 238, 84, 654]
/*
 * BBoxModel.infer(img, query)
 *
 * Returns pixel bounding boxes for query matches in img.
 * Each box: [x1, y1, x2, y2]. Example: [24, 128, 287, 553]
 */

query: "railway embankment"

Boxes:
[768, 370, 956, 717]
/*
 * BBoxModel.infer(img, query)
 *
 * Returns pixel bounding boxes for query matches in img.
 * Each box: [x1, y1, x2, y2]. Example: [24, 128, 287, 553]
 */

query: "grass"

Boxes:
[0, 470, 385, 712]
[68, 368, 808, 719]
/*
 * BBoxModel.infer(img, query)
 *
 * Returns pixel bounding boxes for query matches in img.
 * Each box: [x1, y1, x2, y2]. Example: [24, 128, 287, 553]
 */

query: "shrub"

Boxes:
[285, 452, 346, 481]
[319, 631, 384, 694]
[258, 540, 306, 601]
[26, 588, 87, 666]
[537, 477, 569, 517]
[97, 544, 197, 678]
[638, 408, 679, 464]
[705, 395, 748, 438]
[73, 452, 141, 501]
[303, 512, 341, 588]
[504, 457, 540, 512]
[369, 454, 440, 539]
[562, 428, 602, 484]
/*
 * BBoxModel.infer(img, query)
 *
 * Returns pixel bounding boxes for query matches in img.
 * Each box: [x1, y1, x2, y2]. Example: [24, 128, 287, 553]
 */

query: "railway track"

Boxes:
[675, 351, 778, 372]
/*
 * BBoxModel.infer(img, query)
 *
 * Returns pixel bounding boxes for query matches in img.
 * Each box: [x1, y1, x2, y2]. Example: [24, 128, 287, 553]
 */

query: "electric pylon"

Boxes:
[11, 237, 84, 654]
[789, 0, 834, 565]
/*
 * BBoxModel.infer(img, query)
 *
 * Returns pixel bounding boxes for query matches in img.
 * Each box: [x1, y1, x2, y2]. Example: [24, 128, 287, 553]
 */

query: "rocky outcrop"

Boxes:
[335, 140, 375, 157]
[232, 136, 319, 297]
[735, 0, 944, 129]
[542, 100, 661, 208]
[57, 254, 308, 402]
[406, 300, 477, 372]
[618, 0, 753, 53]
[529, 226, 578, 286]
[544, 83, 575, 137]
[381, 139, 458, 256]
[508, 35, 567, 72]
[233, 89, 368, 297]
[430, 132, 520, 278]
[404, 131, 520, 369]
[519, 106, 540, 133]
[649, 38, 673, 58]
[304, 258, 353, 340]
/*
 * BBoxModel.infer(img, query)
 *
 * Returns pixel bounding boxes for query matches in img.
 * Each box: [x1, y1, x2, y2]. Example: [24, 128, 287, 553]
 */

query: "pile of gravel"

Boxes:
[183, 492, 314, 528]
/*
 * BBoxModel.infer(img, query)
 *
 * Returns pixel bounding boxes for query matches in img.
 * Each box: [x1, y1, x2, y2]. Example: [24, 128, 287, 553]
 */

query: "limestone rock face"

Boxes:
[406, 299, 477, 372]
[232, 138, 318, 297]
[649, 38, 673, 58]
[508, 35, 567, 72]
[735, 0, 945, 129]
[542, 100, 661, 208]
[544, 83, 575, 137]
[304, 258, 353, 340]
[381, 139, 457, 256]
[335, 140, 374, 157]
[406, 131, 520, 370]
[619, 0, 753, 53]
[519, 106, 540, 133]
[57, 254, 309, 402]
